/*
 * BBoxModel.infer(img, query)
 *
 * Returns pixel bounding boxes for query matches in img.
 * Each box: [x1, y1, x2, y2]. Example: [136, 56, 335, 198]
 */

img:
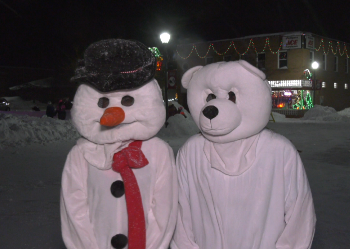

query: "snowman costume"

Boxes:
[171, 61, 316, 249]
[60, 39, 177, 249]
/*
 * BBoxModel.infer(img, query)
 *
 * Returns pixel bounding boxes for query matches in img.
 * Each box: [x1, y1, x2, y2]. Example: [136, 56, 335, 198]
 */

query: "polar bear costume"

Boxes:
[171, 60, 316, 249]
[60, 39, 177, 249]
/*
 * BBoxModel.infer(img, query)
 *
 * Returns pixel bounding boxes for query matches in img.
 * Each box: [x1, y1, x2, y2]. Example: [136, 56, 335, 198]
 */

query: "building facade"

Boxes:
[174, 31, 350, 114]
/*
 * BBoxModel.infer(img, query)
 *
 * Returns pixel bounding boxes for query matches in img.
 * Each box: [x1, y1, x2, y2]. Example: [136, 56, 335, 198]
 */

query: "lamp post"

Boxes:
[311, 61, 319, 106]
[160, 32, 170, 127]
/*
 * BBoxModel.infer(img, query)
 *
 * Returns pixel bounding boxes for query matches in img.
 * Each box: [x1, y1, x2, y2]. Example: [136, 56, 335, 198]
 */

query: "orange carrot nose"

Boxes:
[100, 107, 125, 127]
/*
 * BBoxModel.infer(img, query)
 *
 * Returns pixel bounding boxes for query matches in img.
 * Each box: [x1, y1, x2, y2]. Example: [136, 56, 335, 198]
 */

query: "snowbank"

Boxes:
[338, 107, 350, 118]
[0, 113, 80, 150]
[271, 112, 286, 122]
[4, 96, 48, 111]
[302, 105, 350, 122]
[157, 113, 200, 139]
[1, 96, 350, 150]
[157, 101, 200, 139]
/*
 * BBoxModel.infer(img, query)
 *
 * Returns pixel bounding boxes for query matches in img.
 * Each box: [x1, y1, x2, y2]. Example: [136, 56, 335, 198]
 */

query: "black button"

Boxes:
[110, 180, 125, 198]
[111, 234, 128, 248]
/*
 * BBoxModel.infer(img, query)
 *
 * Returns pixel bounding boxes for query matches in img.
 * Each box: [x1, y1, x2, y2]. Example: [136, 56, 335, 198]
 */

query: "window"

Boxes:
[223, 55, 232, 62]
[257, 53, 266, 70]
[345, 83, 348, 89]
[322, 54, 327, 70]
[278, 51, 287, 69]
[205, 57, 214, 65]
[345, 58, 349, 73]
[322, 82, 326, 88]
[334, 83, 338, 89]
[310, 51, 314, 67]
[334, 56, 338, 72]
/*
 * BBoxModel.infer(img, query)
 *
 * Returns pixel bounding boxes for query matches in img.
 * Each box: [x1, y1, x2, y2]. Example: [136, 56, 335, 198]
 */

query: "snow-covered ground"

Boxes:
[0, 97, 349, 248]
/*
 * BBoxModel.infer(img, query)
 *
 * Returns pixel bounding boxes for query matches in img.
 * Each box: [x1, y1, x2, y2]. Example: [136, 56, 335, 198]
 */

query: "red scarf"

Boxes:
[112, 140, 148, 249]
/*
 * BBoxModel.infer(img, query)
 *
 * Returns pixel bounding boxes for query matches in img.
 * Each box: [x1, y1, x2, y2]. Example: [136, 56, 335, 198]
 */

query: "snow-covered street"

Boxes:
[0, 100, 350, 248]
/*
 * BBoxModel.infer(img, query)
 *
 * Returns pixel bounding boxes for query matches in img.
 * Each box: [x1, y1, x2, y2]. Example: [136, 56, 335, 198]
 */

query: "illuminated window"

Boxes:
[278, 51, 288, 69]
[257, 53, 266, 70]
[345, 83, 348, 89]
[334, 56, 338, 72]
[205, 57, 214, 65]
[322, 54, 327, 70]
[322, 82, 326, 88]
[334, 82, 338, 89]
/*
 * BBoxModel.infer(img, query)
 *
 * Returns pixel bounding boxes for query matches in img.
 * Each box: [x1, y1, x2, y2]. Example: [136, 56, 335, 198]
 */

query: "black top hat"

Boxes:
[71, 39, 157, 92]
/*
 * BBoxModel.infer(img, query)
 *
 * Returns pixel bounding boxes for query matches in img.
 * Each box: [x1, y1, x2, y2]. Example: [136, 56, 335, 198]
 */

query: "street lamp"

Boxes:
[311, 61, 319, 106]
[160, 32, 170, 127]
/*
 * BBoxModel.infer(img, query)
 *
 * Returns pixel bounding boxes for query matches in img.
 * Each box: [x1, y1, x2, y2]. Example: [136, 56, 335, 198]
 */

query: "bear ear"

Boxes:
[181, 65, 203, 89]
[238, 60, 266, 80]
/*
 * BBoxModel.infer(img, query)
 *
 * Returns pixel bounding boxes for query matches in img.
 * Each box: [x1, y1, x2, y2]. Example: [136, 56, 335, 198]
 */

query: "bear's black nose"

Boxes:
[202, 105, 219, 120]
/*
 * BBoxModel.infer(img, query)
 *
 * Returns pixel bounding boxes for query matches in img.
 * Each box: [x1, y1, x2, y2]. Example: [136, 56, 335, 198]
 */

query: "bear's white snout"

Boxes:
[199, 98, 242, 136]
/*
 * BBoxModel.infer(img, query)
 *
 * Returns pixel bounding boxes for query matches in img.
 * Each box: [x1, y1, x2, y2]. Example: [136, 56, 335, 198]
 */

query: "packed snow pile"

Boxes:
[271, 112, 286, 122]
[157, 102, 200, 139]
[302, 105, 350, 122]
[0, 113, 80, 150]
[338, 107, 350, 118]
[0, 101, 199, 150]
[4, 96, 48, 111]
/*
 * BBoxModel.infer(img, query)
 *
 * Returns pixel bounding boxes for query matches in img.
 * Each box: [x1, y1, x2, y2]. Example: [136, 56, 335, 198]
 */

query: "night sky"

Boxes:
[1, 0, 350, 72]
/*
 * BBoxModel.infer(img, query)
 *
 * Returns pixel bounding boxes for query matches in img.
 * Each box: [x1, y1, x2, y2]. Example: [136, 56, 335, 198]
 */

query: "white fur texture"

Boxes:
[182, 60, 272, 143]
[71, 80, 165, 144]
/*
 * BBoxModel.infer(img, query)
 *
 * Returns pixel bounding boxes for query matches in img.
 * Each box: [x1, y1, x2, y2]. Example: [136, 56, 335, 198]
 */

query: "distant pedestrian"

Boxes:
[57, 100, 66, 120]
[46, 101, 56, 118]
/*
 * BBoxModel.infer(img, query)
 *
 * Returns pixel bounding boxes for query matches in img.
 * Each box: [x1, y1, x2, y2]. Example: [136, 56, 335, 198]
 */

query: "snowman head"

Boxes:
[70, 39, 165, 144]
[182, 60, 271, 143]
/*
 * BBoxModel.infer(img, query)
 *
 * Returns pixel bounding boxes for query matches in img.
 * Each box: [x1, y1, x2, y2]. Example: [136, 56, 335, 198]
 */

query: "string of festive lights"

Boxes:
[149, 47, 162, 58]
[177, 37, 349, 60]
[315, 39, 349, 58]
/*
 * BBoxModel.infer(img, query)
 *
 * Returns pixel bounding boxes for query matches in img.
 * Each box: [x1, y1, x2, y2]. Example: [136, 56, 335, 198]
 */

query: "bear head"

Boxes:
[182, 60, 271, 143]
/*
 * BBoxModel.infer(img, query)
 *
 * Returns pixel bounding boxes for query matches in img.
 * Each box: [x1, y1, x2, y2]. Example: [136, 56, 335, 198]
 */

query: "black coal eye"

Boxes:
[228, 91, 236, 103]
[121, 95, 134, 106]
[206, 93, 216, 102]
[98, 97, 109, 108]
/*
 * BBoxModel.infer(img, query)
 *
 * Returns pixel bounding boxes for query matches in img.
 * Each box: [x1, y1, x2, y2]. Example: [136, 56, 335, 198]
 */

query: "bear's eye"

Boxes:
[206, 93, 216, 102]
[228, 91, 236, 103]
[98, 97, 109, 108]
[121, 95, 134, 106]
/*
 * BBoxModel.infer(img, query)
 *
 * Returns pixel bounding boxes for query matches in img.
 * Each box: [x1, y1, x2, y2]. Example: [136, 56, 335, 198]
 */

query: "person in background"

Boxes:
[46, 101, 56, 118]
[57, 99, 66, 120]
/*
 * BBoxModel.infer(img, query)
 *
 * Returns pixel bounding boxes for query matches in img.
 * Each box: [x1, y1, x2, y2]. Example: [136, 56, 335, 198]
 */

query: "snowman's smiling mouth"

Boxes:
[99, 121, 135, 131]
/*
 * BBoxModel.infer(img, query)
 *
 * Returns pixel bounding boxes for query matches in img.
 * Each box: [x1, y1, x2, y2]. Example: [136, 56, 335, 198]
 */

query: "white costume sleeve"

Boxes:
[60, 145, 99, 249]
[276, 145, 316, 249]
[170, 147, 200, 249]
[146, 143, 178, 249]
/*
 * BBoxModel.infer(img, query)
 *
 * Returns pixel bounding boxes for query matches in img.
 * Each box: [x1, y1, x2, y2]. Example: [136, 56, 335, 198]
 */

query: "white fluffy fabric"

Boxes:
[182, 60, 271, 143]
[172, 60, 316, 249]
[71, 80, 165, 144]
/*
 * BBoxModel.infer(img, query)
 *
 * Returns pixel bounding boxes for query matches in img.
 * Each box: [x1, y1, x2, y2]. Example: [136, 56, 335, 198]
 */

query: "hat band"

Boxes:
[120, 67, 142, 74]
